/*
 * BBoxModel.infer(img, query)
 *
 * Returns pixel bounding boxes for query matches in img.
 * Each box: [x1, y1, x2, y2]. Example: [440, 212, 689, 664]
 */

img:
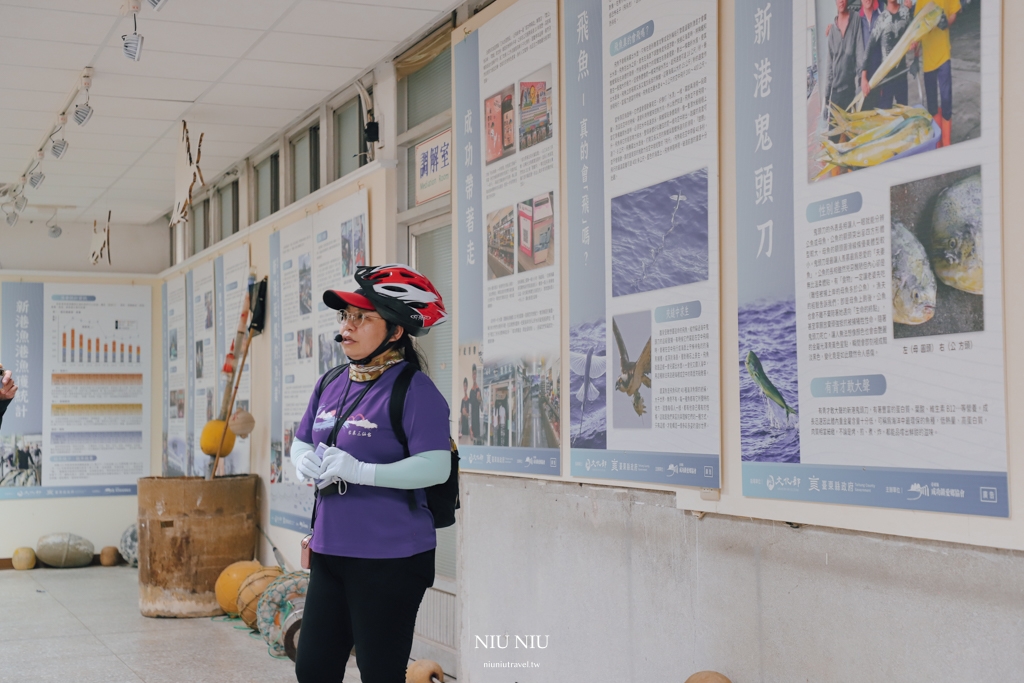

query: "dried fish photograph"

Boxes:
[890, 165, 983, 339]
[611, 167, 709, 297]
[806, 0, 982, 181]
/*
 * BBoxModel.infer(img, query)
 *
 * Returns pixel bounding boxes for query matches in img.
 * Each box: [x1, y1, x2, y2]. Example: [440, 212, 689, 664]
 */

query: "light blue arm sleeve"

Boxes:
[372, 449, 451, 490]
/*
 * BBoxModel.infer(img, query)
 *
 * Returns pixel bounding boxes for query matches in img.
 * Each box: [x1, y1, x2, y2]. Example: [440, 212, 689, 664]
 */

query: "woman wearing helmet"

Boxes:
[291, 264, 451, 683]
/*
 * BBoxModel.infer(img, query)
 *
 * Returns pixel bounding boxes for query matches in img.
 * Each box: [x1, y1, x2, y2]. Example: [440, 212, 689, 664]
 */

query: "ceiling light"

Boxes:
[74, 102, 93, 126]
[5, 212, 17, 228]
[51, 138, 69, 159]
[28, 172, 45, 189]
[14, 195, 27, 212]
[48, 224, 62, 238]
[123, 13, 143, 61]
[146, 0, 169, 10]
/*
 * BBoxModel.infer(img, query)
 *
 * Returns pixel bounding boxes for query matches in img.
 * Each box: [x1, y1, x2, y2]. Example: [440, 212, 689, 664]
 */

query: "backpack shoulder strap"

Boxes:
[317, 363, 349, 399]
[388, 363, 418, 458]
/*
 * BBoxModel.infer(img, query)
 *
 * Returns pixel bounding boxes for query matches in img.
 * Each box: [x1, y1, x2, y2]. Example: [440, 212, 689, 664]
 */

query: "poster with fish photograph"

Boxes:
[454, 0, 562, 476]
[736, 0, 1007, 516]
[562, 0, 722, 487]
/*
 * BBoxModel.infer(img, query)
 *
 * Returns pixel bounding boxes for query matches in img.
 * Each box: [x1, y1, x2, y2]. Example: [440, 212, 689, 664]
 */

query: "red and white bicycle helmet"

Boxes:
[323, 263, 447, 336]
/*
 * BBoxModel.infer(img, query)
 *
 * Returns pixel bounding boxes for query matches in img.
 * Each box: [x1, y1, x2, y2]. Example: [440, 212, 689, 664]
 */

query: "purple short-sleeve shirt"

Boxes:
[296, 361, 451, 559]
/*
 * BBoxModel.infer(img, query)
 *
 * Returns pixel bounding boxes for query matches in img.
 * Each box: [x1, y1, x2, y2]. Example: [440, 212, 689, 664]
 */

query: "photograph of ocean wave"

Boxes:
[611, 167, 709, 297]
[739, 298, 801, 463]
[569, 317, 607, 449]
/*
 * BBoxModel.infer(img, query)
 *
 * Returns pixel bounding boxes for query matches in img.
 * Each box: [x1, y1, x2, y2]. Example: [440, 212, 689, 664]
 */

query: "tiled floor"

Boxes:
[0, 566, 361, 682]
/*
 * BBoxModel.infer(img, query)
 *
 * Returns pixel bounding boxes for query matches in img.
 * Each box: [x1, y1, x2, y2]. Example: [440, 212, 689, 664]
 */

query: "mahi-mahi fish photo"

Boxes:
[890, 166, 983, 339]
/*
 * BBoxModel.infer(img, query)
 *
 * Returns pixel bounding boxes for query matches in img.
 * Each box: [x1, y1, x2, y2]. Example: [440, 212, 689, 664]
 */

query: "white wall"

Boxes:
[0, 218, 169, 274]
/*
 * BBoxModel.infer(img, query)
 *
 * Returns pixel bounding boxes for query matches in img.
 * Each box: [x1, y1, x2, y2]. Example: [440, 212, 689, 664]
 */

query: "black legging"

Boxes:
[295, 549, 435, 683]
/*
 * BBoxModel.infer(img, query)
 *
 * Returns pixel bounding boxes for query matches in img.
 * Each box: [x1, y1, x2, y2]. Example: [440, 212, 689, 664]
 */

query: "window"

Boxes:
[191, 199, 209, 256]
[406, 47, 451, 129]
[334, 97, 365, 179]
[255, 153, 279, 221]
[219, 181, 239, 241]
[292, 125, 320, 202]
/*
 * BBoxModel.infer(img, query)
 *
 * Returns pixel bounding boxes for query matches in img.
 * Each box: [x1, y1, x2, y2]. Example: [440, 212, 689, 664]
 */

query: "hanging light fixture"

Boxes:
[122, 11, 144, 61]
[28, 171, 45, 189]
[50, 115, 69, 159]
[73, 68, 94, 126]
[14, 195, 27, 213]
[47, 210, 62, 238]
[146, 0, 169, 10]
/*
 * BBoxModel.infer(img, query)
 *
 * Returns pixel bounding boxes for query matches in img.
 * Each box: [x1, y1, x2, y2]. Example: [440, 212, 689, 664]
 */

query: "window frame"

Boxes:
[252, 148, 281, 222]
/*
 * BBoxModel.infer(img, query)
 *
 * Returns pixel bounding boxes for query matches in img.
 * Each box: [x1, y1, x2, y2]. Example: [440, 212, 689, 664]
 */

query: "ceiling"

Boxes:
[0, 0, 457, 225]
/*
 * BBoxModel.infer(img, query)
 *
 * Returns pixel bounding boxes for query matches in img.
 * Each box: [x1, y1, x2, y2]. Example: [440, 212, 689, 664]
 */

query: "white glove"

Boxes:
[290, 439, 321, 483]
[318, 446, 376, 488]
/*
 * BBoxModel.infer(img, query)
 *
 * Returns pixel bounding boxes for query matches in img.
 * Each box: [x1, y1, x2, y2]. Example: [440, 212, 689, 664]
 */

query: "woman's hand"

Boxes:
[289, 440, 322, 483]
[319, 447, 376, 487]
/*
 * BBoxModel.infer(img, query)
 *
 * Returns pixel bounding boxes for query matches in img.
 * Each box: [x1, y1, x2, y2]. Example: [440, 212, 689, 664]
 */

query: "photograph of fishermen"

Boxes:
[808, 0, 980, 181]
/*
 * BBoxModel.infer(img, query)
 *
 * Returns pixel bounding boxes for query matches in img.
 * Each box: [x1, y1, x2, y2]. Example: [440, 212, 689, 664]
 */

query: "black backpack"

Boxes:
[317, 363, 461, 528]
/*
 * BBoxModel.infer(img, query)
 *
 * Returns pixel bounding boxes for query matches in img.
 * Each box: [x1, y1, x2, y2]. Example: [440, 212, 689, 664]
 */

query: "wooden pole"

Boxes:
[208, 329, 253, 480]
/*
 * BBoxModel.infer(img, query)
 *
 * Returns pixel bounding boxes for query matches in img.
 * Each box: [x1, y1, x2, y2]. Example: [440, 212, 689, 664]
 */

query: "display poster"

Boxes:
[455, 0, 562, 475]
[215, 245, 252, 475]
[163, 276, 188, 476]
[561, 0, 722, 487]
[0, 282, 150, 498]
[736, 0, 1006, 515]
[189, 260, 217, 477]
[269, 191, 371, 531]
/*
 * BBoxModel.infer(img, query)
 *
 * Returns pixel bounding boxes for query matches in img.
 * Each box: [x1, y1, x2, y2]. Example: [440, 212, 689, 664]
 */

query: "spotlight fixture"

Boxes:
[122, 12, 144, 61]
[28, 171, 45, 189]
[50, 115, 68, 159]
[146, 0, 169, 10]
[14, 195, 27, 213]
[73, 68, 94, 126]
[5, 211, 17, 228]
[47, 211, 62, 238]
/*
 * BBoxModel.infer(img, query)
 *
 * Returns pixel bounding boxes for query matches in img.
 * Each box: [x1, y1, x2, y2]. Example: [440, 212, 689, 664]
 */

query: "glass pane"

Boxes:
[219, 183, 235, 241]
[192, 200, 206, 254]
[293, 131, 311, 201]
[412, 223, 455, 578]
[407, 47, 451, 129]
[335, 98, 362, 178]
[256, 156, 272, 220]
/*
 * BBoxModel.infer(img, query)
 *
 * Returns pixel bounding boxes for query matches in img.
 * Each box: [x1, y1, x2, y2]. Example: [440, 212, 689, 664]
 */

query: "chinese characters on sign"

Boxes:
[414, 128, 452, 206]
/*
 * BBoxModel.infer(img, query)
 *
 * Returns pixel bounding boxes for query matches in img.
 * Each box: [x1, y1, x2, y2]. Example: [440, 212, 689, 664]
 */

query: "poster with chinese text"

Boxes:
[736, 0, 1007, 515]
[215, 245, 251, 475]
[163, 276, 188, 477]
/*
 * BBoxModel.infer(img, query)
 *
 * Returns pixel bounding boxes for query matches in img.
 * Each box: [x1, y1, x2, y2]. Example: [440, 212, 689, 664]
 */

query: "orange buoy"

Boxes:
[215, 560, 262, 616]
[236, 567, 283, 629]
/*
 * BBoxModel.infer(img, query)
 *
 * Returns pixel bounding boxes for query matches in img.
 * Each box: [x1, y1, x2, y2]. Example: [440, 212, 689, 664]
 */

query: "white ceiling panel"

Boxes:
[86, 95, 191, 121]
[67, 115, 174, 138]
[146, 0, 295, 31]
[40, 161, 124, 177]
[92, 46, 235, 82]
[132, 151, 175, 168]
[63, 132, 160, 153]
[0, 1, 118, 16]
[0, 6, 117, 43]
[30, 175, 113, 189]
[0, 67, 80, 94]
[223, 60, 359, 91]
[89, 72, 208, 102]
[105, 18, 264, 59]
[0, 143, 35, 160]
[247, 32, 392, 68]
[177, 122, 279, 145]
[277, 2, 438, 42]
[185, 103, 303, 129]
[120, 165, 174, 181]
[0, 110, 59, 130]
[109, 176, 175, 192]
[56, 147, 147, 166]
[0, 89, 69, 113]
[200, 83, 328, 111]
[0, 39, 95, 70]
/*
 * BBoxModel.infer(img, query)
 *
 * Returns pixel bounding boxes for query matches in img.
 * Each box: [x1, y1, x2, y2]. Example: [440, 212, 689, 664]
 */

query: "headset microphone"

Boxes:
[335, 334, 344, 343]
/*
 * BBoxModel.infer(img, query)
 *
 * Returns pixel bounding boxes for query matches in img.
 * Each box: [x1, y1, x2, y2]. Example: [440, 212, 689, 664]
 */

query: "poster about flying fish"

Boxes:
[736, 0, 1007, 515]
[561, 0, 722, 487]
[454, 0, 563, 475]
